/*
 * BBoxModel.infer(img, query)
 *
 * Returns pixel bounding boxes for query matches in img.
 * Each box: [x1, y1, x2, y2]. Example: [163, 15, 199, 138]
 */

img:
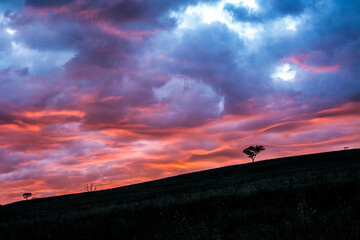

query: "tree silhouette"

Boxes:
[23, 193, 32, 200]
[84, 183, 97, 192]
[243, 145, 265, 162]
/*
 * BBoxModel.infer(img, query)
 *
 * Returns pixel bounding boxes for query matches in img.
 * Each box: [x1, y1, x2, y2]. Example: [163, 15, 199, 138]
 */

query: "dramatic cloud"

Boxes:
[0, 0, 359, 204]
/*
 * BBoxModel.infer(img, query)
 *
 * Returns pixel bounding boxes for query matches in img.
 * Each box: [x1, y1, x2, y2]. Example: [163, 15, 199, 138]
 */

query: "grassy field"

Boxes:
[1, 149, 360, 239]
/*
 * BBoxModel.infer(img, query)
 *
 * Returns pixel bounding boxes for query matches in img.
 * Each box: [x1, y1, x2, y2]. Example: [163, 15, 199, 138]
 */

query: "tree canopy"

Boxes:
[23, 193, 32, 200]
[243, 145, 265, 162]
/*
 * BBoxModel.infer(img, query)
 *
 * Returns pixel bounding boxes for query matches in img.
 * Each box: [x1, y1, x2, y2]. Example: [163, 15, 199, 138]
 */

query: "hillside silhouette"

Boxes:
[1, 149, 360, 239]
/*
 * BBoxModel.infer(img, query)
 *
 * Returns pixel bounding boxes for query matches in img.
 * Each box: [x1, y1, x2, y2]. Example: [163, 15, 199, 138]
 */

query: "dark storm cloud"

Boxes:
[26, 0, 75, 7]
[225, 0, 360, 113]
[295, 0, 360, 107]
[168, 23, 243, 77]
[221, 0, 359, 110]
[139, 0, 359, 119]
[13, 21, 83, 51]
[145, 22, 257, 117]
[73, 32, 131, 68]
[23, 0, 219, 28]
[2, 0, 359, 127]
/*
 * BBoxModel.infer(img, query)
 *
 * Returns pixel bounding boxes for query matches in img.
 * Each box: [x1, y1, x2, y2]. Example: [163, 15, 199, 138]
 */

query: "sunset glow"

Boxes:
[0, 0, 359, 205]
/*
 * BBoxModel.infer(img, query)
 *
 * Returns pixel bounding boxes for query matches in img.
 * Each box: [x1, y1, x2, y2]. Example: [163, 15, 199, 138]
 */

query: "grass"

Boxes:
[0, 149, 360, 239]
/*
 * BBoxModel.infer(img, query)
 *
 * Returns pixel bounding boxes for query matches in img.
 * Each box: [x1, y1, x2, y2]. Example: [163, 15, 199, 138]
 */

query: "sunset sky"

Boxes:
[0, 0, 359, 204]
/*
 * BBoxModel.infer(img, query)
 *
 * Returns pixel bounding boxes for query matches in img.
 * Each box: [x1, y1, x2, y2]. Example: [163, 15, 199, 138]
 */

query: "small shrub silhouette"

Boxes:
[84, 183, 97, 192]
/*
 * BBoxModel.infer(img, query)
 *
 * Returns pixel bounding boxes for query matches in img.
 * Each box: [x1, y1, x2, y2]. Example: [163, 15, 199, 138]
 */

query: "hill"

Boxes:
[1, 149, 360, 239]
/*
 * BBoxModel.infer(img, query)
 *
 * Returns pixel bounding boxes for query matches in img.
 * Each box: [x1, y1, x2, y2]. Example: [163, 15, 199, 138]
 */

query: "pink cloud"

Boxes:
[282, 53, 340, 73]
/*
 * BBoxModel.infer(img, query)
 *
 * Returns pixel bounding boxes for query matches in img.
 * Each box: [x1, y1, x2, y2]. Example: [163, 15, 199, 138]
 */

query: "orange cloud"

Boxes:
[22, 110, 85, 118]
[0, 122, 40, 132]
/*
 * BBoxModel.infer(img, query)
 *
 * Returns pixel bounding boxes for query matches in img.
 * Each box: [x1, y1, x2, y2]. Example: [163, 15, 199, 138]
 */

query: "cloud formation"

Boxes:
[0, 0, 359, 204]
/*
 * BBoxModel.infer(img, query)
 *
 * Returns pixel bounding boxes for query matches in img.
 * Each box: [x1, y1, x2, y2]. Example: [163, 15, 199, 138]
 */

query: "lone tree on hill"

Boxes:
[23, 193, 32, 200]
[243, 145, 265, 162]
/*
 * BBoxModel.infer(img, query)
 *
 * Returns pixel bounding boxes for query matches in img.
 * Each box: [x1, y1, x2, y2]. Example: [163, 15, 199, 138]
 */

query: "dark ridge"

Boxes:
[1, 149, 359, 211]
[1, 149, 360, 239]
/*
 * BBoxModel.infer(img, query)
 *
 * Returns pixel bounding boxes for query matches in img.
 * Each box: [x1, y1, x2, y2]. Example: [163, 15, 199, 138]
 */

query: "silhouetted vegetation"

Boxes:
[22, 193, 32, 200]
[243, 145, 265, 162]
[84, 183, 97, 192]
[1, 149, 359, 240]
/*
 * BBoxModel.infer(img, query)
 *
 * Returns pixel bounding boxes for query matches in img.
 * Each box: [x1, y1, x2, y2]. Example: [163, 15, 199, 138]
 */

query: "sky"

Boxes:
[0, 0, 359, 204]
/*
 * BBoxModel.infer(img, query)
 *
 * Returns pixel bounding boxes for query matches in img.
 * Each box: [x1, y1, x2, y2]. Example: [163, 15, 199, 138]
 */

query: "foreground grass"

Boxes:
[1, 149, 360, 239]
